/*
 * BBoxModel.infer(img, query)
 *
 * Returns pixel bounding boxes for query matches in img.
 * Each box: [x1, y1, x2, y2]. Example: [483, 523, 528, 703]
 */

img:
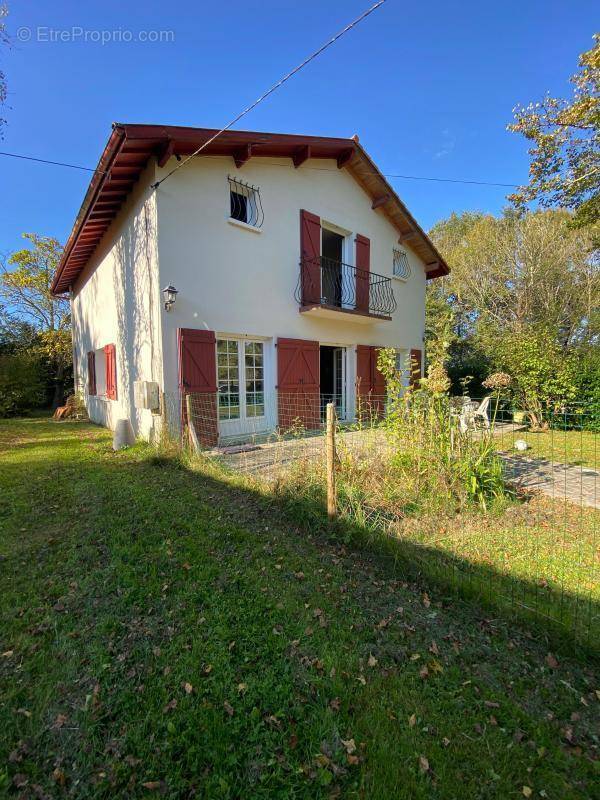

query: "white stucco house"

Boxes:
[52, 123, 449, 444]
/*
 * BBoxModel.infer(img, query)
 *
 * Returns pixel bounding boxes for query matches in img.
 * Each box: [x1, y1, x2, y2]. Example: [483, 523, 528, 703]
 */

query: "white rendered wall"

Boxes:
[71, 162, 163, 439]
[156, 155, 427, 403]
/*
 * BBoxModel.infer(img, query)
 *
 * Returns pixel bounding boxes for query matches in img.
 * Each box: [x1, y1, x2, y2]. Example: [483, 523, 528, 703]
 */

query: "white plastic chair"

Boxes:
[459, 396, 491, 433]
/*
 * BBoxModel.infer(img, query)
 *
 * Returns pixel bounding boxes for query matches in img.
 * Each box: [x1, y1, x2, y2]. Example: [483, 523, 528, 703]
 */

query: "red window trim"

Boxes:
[87, 351, 96, 396]
[104, 343, 117, 400]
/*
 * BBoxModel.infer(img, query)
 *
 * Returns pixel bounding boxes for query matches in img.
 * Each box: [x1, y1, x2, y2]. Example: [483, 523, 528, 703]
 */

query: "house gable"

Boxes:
[51, 124, 449, 295]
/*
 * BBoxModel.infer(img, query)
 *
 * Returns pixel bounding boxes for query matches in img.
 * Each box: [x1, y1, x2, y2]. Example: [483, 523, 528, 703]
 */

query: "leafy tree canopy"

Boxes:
[0, 234, 70, 408]
[429, 208, 599, 349]
[1, 233, 68, 333]
[508, 34, 600, 232]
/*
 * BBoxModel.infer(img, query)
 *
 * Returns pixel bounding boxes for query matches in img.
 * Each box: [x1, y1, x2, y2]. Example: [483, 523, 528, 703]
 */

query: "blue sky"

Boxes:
[0, 0, 597, 255]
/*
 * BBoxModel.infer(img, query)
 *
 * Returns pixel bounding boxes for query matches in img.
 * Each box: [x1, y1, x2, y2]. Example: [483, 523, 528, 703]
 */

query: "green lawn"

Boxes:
[1, 418, 599, 799]
[497, 427, 598, 469]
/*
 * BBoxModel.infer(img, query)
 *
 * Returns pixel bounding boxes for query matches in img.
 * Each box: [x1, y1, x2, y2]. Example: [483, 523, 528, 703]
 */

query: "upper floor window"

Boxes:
[228, 176, 264, 229]
[393, 248, 411, 280]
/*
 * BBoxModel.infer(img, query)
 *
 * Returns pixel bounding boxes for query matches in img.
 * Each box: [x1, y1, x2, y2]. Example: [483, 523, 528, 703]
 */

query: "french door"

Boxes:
[332, 347, 347, 420]
[217, 338, 266, 436]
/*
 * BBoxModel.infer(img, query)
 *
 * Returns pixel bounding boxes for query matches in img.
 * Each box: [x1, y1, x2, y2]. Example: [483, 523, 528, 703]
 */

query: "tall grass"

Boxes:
[274, 351, 512, 528]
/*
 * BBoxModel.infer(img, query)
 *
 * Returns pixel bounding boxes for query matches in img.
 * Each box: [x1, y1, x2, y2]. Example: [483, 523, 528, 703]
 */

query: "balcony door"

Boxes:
[321, 228, 344, 308]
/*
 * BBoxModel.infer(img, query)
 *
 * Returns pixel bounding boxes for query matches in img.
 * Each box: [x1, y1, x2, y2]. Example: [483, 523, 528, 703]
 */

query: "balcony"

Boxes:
[295, 256, 397, 322]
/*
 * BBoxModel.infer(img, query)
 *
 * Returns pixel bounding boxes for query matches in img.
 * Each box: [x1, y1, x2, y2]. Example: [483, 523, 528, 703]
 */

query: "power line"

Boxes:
[0, 150, 106, 173]
[150, 0, 387, 191]
[0, 147, 522, 189]
[221, 157, 521, 187]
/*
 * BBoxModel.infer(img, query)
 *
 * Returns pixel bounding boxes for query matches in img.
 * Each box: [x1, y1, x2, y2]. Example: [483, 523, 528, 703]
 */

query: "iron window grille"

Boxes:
[393, 248, 411, 280]
[228, 175, 264, 228]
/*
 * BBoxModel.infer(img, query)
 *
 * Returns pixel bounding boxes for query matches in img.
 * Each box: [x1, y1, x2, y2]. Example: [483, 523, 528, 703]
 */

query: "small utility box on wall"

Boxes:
[134, 381, 160, 412]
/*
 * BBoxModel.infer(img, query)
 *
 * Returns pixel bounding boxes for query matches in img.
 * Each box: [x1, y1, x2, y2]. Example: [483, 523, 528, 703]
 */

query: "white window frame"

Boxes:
[94, 347, 107, 397]
[216, 336, 272, 438]
[319, 340, 351, 422]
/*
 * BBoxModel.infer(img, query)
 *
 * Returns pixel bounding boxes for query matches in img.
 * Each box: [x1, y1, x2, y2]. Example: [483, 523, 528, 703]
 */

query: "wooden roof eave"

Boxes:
[50, 124, 128, 294]
[52, 124, 449, 294]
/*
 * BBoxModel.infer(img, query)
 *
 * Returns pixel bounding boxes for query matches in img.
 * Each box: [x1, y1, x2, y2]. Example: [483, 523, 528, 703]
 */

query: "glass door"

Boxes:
[217, 339, 266, 438]
[333, 347, 346, 420]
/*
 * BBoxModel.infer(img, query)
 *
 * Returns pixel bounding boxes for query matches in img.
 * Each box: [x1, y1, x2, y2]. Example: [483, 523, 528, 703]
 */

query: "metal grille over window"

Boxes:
[393, 248, 411, 280]
[228, 176, 264, 228]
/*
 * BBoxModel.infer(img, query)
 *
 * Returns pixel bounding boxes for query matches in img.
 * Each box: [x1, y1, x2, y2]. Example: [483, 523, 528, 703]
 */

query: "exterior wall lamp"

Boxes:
[162, 285, 178, 311]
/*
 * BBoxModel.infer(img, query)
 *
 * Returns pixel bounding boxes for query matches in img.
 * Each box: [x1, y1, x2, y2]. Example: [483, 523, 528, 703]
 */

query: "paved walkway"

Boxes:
[500, 454, 599, 509]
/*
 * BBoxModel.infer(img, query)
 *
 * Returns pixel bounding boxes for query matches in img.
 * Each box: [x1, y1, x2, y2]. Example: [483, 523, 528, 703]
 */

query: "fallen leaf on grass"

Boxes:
[13, 774, 28, 788]
[429, 641, 439, 655]
[341, 738, 356, 755]
[422, 594, 431, 608]
[2, 650, 13, 658]
[522, 787, 532, 798]
[182, 682, 193, 695]
[367, 654, 378, 668]
[329, 698, 341, 712]
[419, 755, 430, 773]
[52, 714, 68, 729]
[546, 653, 559, 669]
[162, 699, 177, 713]
[223, 701, 234, 717]
[142, 781, 163, 791]
[409, 713, 417, 727]
[237, 683, 248, 695]
[52, 768, 66, 786]
[347, 754, 359, 766]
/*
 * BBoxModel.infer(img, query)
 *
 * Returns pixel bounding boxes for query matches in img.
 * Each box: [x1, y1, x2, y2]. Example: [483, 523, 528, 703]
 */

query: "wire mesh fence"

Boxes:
[166, 389, 599, 649]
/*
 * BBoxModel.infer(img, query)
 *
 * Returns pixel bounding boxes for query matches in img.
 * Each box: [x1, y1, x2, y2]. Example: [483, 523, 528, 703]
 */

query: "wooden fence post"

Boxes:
[326, 402, 337, 519]
[185, 394, 201, 451]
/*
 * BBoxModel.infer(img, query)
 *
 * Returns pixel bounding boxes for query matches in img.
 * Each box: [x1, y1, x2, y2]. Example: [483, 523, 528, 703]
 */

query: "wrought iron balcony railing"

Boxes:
[295, 256, 397, 318]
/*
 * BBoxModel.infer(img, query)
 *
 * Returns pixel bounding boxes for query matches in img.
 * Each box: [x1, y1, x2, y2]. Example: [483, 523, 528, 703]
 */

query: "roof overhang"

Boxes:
[51, 123, 449, 294]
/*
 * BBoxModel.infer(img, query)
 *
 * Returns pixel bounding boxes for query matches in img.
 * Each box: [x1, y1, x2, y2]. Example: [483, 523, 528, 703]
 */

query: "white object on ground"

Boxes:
[113, 419, 136, 450]
[514, 439, 529, 452]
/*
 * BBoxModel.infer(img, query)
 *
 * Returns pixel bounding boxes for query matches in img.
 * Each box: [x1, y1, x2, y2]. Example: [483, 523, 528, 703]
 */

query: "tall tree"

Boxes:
[508, 34, 599, 232]
[0, 234, 70, 407]
[430, 209, 599, 348]
[428, 209, 600, 406]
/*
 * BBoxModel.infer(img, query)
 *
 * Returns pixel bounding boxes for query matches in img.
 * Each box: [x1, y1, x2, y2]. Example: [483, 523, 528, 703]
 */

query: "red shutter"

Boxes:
[372, 348, 386, 395]
[356, 345, 385, 417]
[87, 351, 96, 396]
[356, 345, 372, 398]
[355, 234, 370, 313]
[409, 348, 422, 389]
[300, 210, 321, 305]
[277, 337, 320, 430]
[178, 328, 218, 447]
[104, 344, 117, 400]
